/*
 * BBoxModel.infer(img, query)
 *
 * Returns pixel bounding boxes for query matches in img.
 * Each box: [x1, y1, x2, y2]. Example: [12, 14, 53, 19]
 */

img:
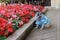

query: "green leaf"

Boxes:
[15, 20, 20, 26]
[12, 19, 16, 23]
[12, 25, 17, 31]
[17, 26, 19, 28]
[12, 19, 21, 31]
[0, 35, 6, 40]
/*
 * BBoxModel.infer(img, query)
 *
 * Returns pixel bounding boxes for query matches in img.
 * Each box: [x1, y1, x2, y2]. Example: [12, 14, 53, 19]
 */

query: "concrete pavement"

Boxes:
[25, 8, 60, 40]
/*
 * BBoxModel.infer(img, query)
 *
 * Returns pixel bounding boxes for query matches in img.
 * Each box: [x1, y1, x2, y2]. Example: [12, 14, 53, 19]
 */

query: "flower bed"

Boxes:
[0, 3, 44, 40]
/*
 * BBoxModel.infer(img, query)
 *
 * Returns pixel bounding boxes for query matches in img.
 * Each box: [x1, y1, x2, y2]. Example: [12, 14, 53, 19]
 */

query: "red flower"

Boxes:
[0, 23, 2, 26]
[12, 15, 17, 18]
[1, 10, 5, 14]
[20, 21, 24, 24]
[0, 17, 7, 27]
[0, 31, 4, 35]
[8, 27, 13, 33]
[25, 16, 29, 19]
[20, 11, 25, 17]
[31, 12, 35, 17]
[4, 32, 8, 36]
[18, 22, 22, 26]
[22, 17, 25, 22]
[33, 6, 37, 11]
[25, 18, 29, 23]
[3, 12, 10, 17]
[2, 19, 7, 24]
[6, 22, 12, 28]
[40, 6, 44, 12]
[1, 27, 5, 31]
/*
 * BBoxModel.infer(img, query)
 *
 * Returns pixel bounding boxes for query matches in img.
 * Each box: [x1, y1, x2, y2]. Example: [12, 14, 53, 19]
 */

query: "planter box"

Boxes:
[6, 17, 35, 40]
[6, 8, 48, 40]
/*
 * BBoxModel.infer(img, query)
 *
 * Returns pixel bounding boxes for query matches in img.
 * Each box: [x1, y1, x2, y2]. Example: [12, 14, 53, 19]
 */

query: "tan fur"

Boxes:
[45, 23, 51, 28]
